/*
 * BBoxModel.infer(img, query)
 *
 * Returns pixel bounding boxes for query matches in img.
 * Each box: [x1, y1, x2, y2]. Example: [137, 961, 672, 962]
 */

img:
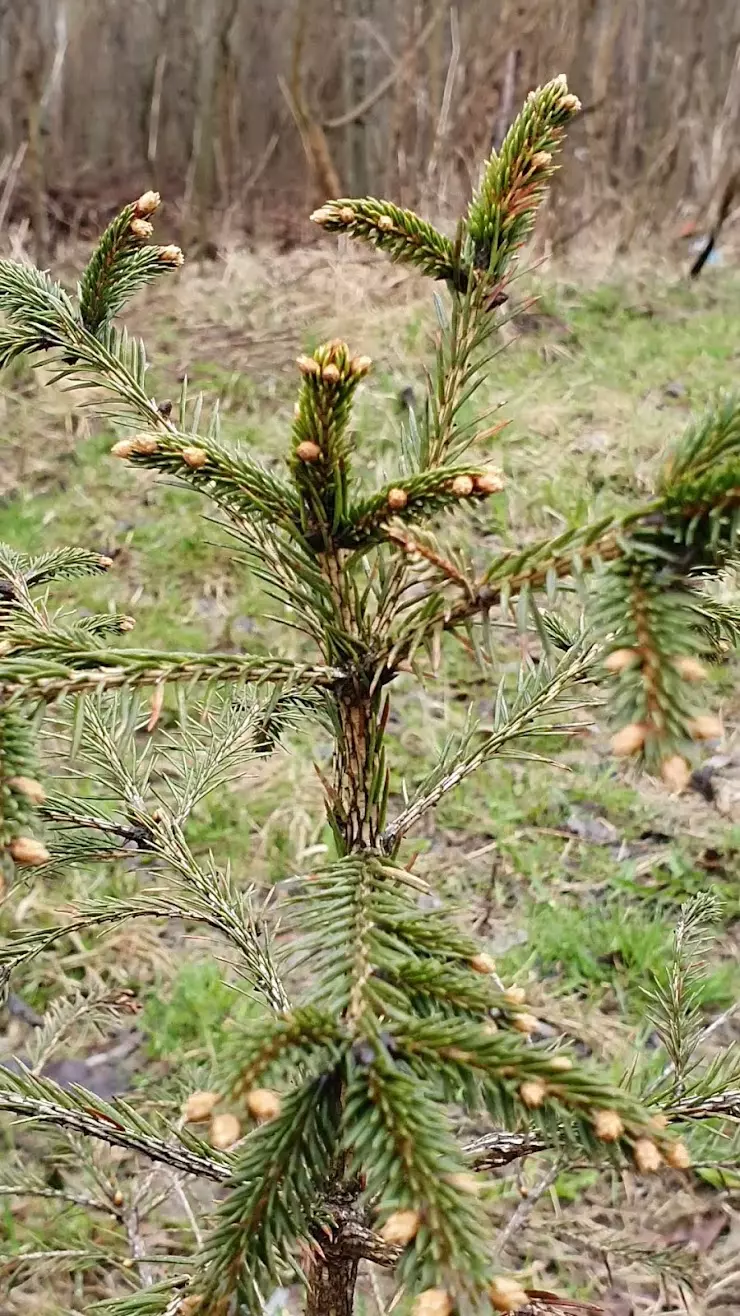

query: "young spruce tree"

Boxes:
[0, 76, 739, 1316]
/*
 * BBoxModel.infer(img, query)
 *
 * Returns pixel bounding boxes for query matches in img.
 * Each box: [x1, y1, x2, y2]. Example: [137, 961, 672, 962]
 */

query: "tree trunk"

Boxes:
[305, 1254, 358, 1316]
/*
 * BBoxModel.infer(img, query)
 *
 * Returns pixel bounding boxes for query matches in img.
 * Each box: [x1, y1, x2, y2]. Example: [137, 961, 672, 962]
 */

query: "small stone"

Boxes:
[450, 474, 474, 497]
[489, 1276, 530, 1312]
[245, 1088, 282, 1123]
[593, 1109, 624, 1142]
[182, 1090, 221, 1123]
[378, 1209, 421, 1245]
[296, 440, 322, 463]
[209, 1112, 241, 1149]
[181, 447, 208, 469]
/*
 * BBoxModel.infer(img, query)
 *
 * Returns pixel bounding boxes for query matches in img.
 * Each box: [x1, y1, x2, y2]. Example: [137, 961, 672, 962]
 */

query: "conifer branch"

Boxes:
[310, 198, 460, 284]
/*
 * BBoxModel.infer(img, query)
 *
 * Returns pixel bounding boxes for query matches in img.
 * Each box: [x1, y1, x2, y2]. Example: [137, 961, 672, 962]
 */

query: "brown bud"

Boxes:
[119, 616, 136, 632]
[130, 217, 153, 241]
[98, 555, 115, 569]
[378, 1209, 421, 1246]
[604, 648, 638, 674]
[111, 438, 138, 459]
[561, 92, 582, 113]
[321, 362, 341, 384]
[377, 214, 395, 232]
[512, 1012, 539, 1035]
[411, 1290, 453, 1316]
[610, 722, 647, 756]
[470, 952, 497, 975]
[309, 205, 335, 225]
[664, 1140, 691, 1170]
[112, 434, 159, 459]
[450, 474, 474, 497]
[112, 1189, 125, 1207]
[134, 190, 161, 217]
[181, 447, 208, 469]
[661, 755, 691, 793]
[474, 469, 505, 495]
[246, 1088, 282, 1123]
[296, 440, 322, 463]
[688, 714, 723, 741]
[350, 354, 372, 377]
[519, 1079, 547, 1108]
[7, 776, 46, 805]
[548, 1055, 573, 1073]
[489, 1277, 530, 1312]
[593, 1109, 624, 1142]
[339, 206, 355, 223]
[9, 836, 50, 866]
[158, 244, 185, 267]
[387, 487, 409, 511]
[674, 655, 707, 682]
[633, 1138, 663, 1174]
[649, 1112, 669, 1131]
[178, 1300, 203, 1316]
[503, 985, 526, 1006]
[530, 151, 553, 170]
[182, 1090, 221, 1123]
[483, 1020, 499, 1035]
[296, 354, 321, 376]
[209, 1112, 241, 1149]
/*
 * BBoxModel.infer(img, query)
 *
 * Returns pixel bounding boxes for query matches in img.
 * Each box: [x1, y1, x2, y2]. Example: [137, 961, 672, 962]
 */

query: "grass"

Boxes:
[2, 242, 740, 1311]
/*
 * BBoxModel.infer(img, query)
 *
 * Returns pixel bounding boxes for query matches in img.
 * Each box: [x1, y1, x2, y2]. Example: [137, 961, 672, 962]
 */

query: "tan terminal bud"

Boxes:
[503, 985, 526, 1006]
[548, 1055, 574, 1073]
[181, 447, 208, 469]
[98, 555, 115, 569]
[296, 354, 321, 376]
[112, 1189, 125, 1207]
[512, 1012, 539, 1035]
[604, 648, 638, 674]
[470, 952, 497, 975]
[130, 217, 153, 241]
[134, 435, 160, 454]
[296, 440, 322, 464]
[111, 438, 138, 459]
[661, 755, 691, 793]
[451, 474, 475, 497]
[134, 190, 161, 217]
[178, 1299, 203, 1316]
[339, 206, 355, 224]
[378, 1209, 421, 1246]
[610, 722, 647, 756]
[245, 1088, 282, 1123]
[474, 468, 505, 495]
[483, 1020, 499, 1036]
[688, 714, 723, 741]
[377, 214, 395, 232]
[530, 151, 553, 170]
[209, 1112, 241, 1149]
[411, 1290, 453, 1316]
[7, 776, 46, 805]
[593, 1108, 624, 1142]
[9, 836, 50, 866]
[119, 616, 136, 632]
[561, 93, 582, 113]
[158, 244, 185, 266]
[633, 1138, 663, 1174]
[674, 655, 707, 682]
[321, 362, 341, 384]
[649, 1112, 669, 1131]
[445, 1172, 481, 1196]
[387, 487, 409, 511]
[519, 1079, 547, 1108]
[309, 205, 335, 225]
[489, 1277, 530, 1312]
[350, 354, 373, 378]
[664, 1140, 691, 1170]
[182, 1090, 221, 1123]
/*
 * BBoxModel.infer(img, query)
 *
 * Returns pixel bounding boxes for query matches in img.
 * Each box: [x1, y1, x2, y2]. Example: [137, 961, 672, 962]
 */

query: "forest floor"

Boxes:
[1, 237, 740, 1314]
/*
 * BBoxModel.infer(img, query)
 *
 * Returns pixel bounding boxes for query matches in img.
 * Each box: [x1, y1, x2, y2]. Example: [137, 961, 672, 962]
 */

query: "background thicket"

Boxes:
[1, 0, 739, 257]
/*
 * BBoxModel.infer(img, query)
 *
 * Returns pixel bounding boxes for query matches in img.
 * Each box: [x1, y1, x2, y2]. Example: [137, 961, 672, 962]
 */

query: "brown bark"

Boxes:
[305, 1254, 359, 1316]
